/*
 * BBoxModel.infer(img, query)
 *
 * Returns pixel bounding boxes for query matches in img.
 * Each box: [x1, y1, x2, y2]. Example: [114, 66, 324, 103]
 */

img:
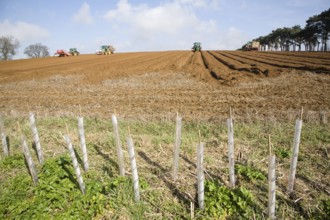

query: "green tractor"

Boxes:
[69, 48, 80, 56]
[192, 42, 202, 52]
[97, 45, 115, 55]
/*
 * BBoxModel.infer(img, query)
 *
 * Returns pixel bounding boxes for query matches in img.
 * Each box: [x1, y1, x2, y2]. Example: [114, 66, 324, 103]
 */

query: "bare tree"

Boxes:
[0, 36, 20, 60]
[24, 43, 50, 58]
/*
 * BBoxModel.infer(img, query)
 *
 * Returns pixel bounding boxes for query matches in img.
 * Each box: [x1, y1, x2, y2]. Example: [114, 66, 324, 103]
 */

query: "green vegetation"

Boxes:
[203, 180, 259, 219]
[235, 164, 266, 181]
[0, 116, 329, 219]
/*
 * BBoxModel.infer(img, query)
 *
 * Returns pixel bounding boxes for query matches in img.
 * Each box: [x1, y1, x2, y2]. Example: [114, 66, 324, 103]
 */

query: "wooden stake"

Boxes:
[79, 105, 82, 117]
[65, 123, 69, 136]
[17, 121, 22, 137]
[128, 126, 131, 137]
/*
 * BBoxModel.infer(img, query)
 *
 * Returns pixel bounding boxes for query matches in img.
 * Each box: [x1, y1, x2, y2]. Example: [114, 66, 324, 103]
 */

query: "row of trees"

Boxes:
[243, 8, 330, 52]
[0, 36, 49, 60]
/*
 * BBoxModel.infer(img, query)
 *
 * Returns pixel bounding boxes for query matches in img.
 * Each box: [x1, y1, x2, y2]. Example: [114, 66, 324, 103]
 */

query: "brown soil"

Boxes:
[0, 51, 329, 121]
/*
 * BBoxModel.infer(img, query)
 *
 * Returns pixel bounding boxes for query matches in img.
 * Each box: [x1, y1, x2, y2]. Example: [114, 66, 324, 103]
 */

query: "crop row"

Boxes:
[198, 51, 330, 81]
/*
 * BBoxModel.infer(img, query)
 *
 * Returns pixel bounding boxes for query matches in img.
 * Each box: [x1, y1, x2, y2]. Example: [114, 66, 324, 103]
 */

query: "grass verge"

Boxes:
[0, 116, 329, 219]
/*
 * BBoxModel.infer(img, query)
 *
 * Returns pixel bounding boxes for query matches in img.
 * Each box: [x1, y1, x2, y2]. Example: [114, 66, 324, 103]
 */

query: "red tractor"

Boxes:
[54, 50, 71, 57]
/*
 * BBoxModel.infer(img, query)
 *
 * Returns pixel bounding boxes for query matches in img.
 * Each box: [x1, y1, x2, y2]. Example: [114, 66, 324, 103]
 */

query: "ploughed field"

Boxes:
[0, 50, 329, 121]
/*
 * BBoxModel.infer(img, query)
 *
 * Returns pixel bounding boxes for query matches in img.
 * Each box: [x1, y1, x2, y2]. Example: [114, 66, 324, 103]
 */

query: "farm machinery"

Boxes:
[192, 42, 202, 52]
[97, 45, 115, 55]
[69, 48, 80, 56]
[54, 50, 71, 57]
[54, 48, 80, 57]
[244, 41, 260, 51]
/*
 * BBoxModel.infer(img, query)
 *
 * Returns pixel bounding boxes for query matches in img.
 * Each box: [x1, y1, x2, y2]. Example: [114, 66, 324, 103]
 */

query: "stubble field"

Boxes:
[0, 50, 329, 121]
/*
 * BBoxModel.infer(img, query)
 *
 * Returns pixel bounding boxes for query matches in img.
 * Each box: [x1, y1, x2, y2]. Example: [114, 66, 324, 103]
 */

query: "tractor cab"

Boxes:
[192, 42, 202, 52]
[69, 48, 79, 56]
[97, 45, 115, 55]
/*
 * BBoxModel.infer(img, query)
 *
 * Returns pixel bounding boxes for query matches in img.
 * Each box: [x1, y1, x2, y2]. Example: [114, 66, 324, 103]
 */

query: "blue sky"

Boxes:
[0, 0, 329, 58]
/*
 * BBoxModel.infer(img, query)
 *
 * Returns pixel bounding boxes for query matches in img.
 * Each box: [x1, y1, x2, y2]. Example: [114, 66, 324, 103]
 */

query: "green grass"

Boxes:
[0, 116, 329, 219]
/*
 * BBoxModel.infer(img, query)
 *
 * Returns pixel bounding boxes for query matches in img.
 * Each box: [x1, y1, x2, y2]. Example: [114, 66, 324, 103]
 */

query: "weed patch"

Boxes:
[203, 180, 261, 219]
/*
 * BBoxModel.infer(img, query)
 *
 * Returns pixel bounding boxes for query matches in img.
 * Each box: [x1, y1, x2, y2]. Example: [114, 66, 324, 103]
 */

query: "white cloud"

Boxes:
[135, 4, 197, 34]
[219, 27, 249, 50]
[104, 0, 197, 34]
[103, 0, 247, 51]
[72, 2, 93, 25]
[0, 19, 50, 43]
[177, 0, 220, 9]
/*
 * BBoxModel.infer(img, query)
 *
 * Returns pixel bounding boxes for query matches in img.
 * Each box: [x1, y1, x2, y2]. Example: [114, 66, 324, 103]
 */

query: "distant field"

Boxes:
[0, 50, 329, 121]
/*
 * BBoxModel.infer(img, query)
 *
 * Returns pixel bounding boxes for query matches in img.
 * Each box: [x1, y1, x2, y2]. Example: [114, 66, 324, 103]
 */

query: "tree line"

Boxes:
[242, 8, 330, 52]
[0, 36, 49, 60]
